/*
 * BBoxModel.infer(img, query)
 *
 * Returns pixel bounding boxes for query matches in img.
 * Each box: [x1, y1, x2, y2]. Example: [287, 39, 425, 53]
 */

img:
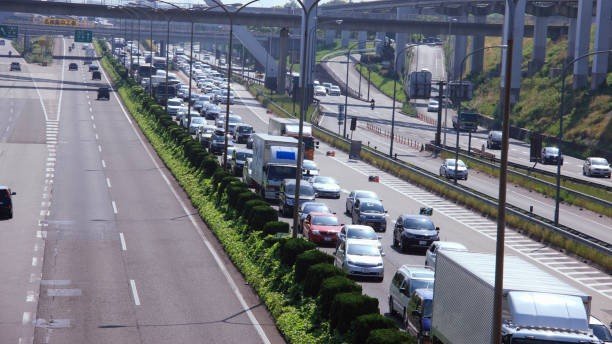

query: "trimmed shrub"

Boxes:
[227, 184, 250, 209]
[202, 157, 220, 177]
[217, 176, 239, 196]
[319, 276, 362, 319]
[295, 249, 334, 283]
[263, 234, 288, 249]
[279, 238, 317, 266]
[235, 192, 262, 215]
[350, 314, 396, 344]
[212, 169, 231, 189]
[242, 199, 269, 220]
[303, 263, 344, 297]
[330, 292, 379, 333]
[247, 205, 278, 231]
[262, 221, 290, 236]
[365, 329, 415, 344]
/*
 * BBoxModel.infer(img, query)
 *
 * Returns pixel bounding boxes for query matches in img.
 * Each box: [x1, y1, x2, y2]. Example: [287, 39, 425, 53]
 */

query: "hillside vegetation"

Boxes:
[466, 36, 611, 158]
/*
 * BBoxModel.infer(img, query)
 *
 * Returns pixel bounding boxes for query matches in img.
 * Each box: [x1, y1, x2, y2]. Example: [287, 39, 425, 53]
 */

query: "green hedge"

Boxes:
[295, 249, 334, 282]
[303, 263, 345, 297]
[263, 221, 290, 236]
[365, 328, 415, 344]
[280, 238, 317, 266]
[330, 292, 380, 334]
[350, 314, 397, 344]
[242, 199, 269, 220]
[319, 276, 362, 319]
[248, 205, 278, 231]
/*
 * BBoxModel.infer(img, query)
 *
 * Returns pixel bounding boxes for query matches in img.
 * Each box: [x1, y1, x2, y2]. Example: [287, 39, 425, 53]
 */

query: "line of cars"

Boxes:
[313, 80, 342, 97]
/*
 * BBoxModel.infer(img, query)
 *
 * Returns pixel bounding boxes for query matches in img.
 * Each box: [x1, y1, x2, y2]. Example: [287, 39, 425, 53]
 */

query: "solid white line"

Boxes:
[99, 59, 271, 344]
[112, 201, 118, 214]
[119, 233, 127, 251]
[106, 177, 112, 188]
[129, 279, 141, 306]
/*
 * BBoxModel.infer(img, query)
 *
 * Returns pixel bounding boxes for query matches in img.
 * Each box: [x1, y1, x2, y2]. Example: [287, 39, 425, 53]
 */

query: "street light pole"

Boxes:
[553, 49, 611, 226]
[443, 17, 457, 146]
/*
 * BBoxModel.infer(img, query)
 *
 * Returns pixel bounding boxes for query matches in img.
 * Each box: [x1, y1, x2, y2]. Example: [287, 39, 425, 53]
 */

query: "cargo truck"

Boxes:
[431, 251, 599, 344]
[268, 118, 316, 160]
[250, 134, 299, 200]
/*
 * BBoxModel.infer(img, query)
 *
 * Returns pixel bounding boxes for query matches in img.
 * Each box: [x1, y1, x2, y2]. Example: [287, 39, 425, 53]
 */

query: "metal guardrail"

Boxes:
[437, 145, 612, 211]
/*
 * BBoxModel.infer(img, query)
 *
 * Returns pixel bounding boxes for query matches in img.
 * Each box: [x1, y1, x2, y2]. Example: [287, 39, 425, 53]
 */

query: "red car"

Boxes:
[303, 212, 342, 244]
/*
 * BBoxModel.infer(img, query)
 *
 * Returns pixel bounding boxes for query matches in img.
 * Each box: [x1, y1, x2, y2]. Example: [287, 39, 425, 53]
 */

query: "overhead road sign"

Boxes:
[0, 25, 18, 39]
[44, 18, 78, 26]
[74, 30, 93, 43]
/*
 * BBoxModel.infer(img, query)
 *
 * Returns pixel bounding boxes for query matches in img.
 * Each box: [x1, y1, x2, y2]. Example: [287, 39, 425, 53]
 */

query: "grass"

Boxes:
[13, 35, 54, 65]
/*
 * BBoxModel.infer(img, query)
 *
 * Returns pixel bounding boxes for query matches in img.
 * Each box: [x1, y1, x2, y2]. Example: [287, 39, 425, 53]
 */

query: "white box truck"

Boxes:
[431, 251, 599, 344]
[268, 118, 316, 160]
[250, 134, 298, 200]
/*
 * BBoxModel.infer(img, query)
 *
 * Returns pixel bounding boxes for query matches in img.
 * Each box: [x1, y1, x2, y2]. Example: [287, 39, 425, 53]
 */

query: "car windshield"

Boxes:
[235, 152, 252, 160]
[304, 205, 330, 214]
[347, 227, 378, 240]
[268, 166, 296, 181]
[167, 100, 182, 106]
[591, 324, 612, 341]
[237, 126, 252, 133]
[312, 216, 339, 226]
[491, 131, 502, 139]
[347, 244, 379, 256]
[191, 118, 205, 124]
[0, 189, 10, 201]
[313, 176, 336, 184]
[212, 135, 225, 142]
[229, 115, 242, 123]
[447, 160, 466, 167]
[356, 191, 378, 199]
[285, 184, 315, 197]
[360, 201, 384, 213]
[545, 147, 559, 155]
[303, 160, 317, 170]
[591, 158, 609, 165]
[410, 280, 434, 294]
[403, 218, 435, 230]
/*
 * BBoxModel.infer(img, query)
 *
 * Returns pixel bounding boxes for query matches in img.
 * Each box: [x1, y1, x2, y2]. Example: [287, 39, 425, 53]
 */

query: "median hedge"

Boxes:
[96, 39, 413, 343]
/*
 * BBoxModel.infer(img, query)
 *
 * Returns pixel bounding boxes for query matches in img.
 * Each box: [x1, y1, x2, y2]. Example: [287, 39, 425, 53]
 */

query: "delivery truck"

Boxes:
[431, 251, 599, 344]
[250, 134, 298, 200]
[268, 117, 316, 160]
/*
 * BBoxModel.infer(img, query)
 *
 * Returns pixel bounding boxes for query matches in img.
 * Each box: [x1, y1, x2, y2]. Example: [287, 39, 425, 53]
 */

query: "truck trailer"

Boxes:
[249, 134, 298, 200]
[431, 251, 598, 344]
[268, 118, 316, 160]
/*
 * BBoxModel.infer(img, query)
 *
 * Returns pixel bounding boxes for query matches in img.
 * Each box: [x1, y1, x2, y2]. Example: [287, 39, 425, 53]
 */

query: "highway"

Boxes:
[0, 37, 283, 344]
[318, 47, 612, 246]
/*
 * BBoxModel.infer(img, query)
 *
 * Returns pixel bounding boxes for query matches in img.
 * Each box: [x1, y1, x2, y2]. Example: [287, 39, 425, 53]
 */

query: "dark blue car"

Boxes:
[407, 288, 433, 340]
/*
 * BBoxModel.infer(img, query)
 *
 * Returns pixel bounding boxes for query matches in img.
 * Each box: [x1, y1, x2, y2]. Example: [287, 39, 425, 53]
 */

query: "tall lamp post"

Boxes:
[443, 17, 457, 145]
[553, 49, 611, 226]
[453, 45, 506, 184]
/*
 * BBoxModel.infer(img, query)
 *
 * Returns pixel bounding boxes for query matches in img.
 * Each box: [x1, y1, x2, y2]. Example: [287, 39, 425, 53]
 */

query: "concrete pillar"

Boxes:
[500, 0, 527, 103]
[358, 31, 367, 50]
[376, 32, 385, 55]
[341, 30, 350, 48]
[277, 28, 289, 94]
[470, 15, 486, 76]
[159, 40, 167, 58]
[395, 7, 412, 75]
[573, 0, 593, 89]
[299, 0, 317, 92]
[452, 15, 468, 80]
[531, 16, 548, 74]
[566, 18, 576, 61]
[591, 0, 611, 89]
[324, 29, 335, 46]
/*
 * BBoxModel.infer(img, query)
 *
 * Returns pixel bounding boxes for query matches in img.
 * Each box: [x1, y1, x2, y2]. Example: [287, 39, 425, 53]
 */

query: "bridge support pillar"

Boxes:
[358, 31, 367, 50]
[341, 30, 350, 48]
[470, 15, 486, 76]
[566, 18, 576, 62]
[500, 0, 526, 104]
[159, 40, 167, 58]
[277, 28, 289, 94]
[300, 0, 317, 98]
[375, 32, 385, 55]
[395, 7, 415, 75]
[591, 0, 611, 90]
[324, 29, 335, 46]
[452, 15, 468, 80]
[529, 15, 548, 75]
[573, 0, 593, 89]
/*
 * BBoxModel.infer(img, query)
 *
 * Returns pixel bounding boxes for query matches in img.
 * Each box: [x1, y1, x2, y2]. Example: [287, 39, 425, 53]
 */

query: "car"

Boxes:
[278, 179, 316, 217]
[583, 157, 610, 178]
[209, 133, 233, 155]
[302, 159, 319, 177]
[309, 176, 341, 199]
[9, 62, 21, 71]
[351, 198, 387, 232]
[439, 158, 468, 180]
[242, 157, 255, 188]
[97, 87, 110, 100]
[393, 214, 440, 253]
[322, 82, 333, 94]
[402, 288, 433, 339]
[298, 202, 333, 231]
[388, 265, 435, 329]
[187, 116, 207, 134]
[486, 130, 502, 149]
[328, 85, 341, 96]
[88, 65, 99, 72]
[337, 224, 382, 253]
[246, 135, 254, 149]
[229, 148, 253, 176]
[540, 146, 563, 165]
[303, 212, 343, 244]
[345, 190, 379, 215]
[196, 125, 217, 149]
[424, 241, 467, 267]
[68, 63, 78, 71]
[218, 90, 236, 104]
[589, 316, 612, 343]
[313, 85, 327, 96]
[427, 99, 439, 112]
[92, 70, 102, 80]
[233, 123, 254, 144]
[334, 238, 384, 282]
[0, 186, 16, 219]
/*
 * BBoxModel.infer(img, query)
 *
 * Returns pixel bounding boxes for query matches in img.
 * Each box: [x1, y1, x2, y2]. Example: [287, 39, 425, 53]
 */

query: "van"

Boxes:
[92, 70, 102, 80]
[388, 265, 434, 327]
[0, 186, 16, 219]
[97, 87, 110, 100]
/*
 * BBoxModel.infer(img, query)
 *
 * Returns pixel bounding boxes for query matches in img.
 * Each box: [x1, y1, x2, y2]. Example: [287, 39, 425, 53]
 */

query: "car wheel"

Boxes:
[402, 308, 409, 329]
[392, 234, 398, 247]
[399, 239, 407, 253]
[388, 296, 396, 316]
[464, 176, 468, 181]
[376, 276, 384, 283]
[582, 169, 586, 176]
[587, 169, 591, 177]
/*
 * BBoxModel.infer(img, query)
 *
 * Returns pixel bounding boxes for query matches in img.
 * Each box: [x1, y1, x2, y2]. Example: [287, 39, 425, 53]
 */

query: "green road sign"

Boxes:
[0, 25, 18, 39]
[74, 30, 93, 43]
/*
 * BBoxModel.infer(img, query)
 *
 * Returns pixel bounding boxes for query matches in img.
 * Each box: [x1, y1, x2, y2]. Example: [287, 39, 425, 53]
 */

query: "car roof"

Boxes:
[346, 237, 379, 246]
[357, 197, 382, 204]
[413, 288, 434, 299]
[344, 224, 375, 231]
[433, 241, 467, 250]
[0, 185, 9, 190]
[400, 214, 433, 221]
[309, 212, 336, 218]
[398, 265, 435, 278]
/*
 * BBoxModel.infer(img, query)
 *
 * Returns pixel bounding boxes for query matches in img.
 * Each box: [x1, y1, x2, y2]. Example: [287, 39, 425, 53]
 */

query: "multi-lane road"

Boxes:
[0, 37, 283, 344]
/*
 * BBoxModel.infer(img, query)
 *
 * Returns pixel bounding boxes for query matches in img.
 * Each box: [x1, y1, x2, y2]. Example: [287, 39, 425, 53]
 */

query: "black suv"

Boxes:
[68, 63, 78, 71]
[486, 130, 502, 149]
[393, 215, 440, 253]
[88, 65, 99, 72]
[278, 179, 316, 217]
[10, 62, 21, 71]
[541, 146, 563, 165]
[351, 198, 387, 232]
[0, 186, 16, 219]
[97, 87, 110, 100]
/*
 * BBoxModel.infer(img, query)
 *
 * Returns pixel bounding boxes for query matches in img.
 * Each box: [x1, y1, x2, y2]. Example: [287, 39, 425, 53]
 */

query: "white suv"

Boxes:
[388, 265, 434, 325]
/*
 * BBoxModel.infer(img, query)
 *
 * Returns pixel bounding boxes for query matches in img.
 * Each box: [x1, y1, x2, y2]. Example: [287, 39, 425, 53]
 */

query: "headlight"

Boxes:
[376, 261, 383, 266]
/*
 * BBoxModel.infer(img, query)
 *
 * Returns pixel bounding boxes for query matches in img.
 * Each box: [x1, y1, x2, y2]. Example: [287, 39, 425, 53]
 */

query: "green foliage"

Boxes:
[303, 263, 345, 297]
[330, 292, 380, 333]
[365, 328, 415, 344]
[227, 183, 250, 209]
[248, 205, 279, 231]
[280, 238, 317, 266]
[235, 192, 262, 215]
[212, 169, 232, 189]
[295, 249, 335, 283]
[350, 314, 397, 344]
[241, 199, 270, 220]
[319, 276, 362, 319]
[202, 157, 220, 177]
[217, 176, 239, 196]
[262, 221, 290, 236]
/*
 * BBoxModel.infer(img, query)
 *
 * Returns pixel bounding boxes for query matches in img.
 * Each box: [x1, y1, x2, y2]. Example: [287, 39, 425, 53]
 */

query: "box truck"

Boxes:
[250, 134, 298, 200]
